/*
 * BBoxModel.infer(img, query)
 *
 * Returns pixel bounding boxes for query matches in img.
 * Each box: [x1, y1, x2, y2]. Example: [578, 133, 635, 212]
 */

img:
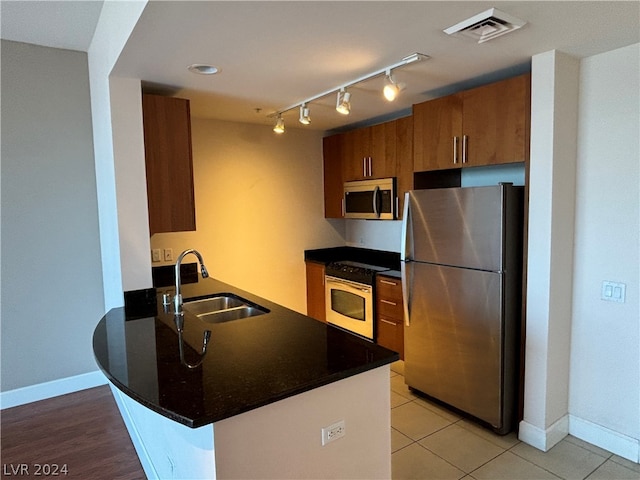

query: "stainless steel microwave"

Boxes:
[344, 177, 396, 220]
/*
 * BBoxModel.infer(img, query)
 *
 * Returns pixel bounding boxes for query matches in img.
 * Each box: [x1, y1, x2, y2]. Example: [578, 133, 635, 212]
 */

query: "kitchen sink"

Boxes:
[183, 294, 269, 323]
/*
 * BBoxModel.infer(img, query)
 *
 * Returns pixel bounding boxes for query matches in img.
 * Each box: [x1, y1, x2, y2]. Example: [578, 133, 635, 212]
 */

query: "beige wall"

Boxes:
[1, 40, 104, 391]
[151, 119, 345, 314]
[569, 43, 639, 460]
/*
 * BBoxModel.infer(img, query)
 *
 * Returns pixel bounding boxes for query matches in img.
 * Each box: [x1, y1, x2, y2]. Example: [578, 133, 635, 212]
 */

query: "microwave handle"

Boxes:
[372, 185, 380, 218]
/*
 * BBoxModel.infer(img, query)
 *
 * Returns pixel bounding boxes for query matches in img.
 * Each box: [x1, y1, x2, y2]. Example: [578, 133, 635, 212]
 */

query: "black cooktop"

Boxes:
[325, 260, 391, 285]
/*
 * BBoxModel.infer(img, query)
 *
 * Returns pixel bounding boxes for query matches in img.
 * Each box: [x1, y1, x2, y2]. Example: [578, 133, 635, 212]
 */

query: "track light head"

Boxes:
[273, 114, 285, 134]
[336, 89, 351, 115]
[299, 104, 311, 125]
[383, 71, 406, 101]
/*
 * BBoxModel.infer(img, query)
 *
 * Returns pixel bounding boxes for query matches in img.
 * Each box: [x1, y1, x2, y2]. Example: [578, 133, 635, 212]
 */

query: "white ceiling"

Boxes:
[3, 1, 639, 132]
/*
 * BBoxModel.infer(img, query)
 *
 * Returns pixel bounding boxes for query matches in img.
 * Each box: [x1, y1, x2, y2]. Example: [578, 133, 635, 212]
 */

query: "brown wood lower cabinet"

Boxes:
[305, 260, 326, 322]
[375, 274, 404, 359]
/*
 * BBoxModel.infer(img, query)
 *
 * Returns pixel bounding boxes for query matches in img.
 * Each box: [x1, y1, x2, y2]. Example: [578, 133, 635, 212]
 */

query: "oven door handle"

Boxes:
[325, 276, 372, 294]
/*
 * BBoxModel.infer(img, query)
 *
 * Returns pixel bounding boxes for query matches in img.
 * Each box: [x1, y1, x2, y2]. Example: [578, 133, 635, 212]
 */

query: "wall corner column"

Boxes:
[87, 0, 148, 309]
[519, 49, 580, 451]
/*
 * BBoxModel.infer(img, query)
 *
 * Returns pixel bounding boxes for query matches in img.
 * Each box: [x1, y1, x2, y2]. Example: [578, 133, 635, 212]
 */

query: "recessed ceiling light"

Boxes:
[187, 64, 220, 75]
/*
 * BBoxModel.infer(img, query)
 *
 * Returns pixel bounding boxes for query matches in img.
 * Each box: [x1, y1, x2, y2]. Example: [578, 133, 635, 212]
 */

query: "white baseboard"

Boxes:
[0, 370, 108, 409]
[519, 414, 569, 451]
[108, 383, 158, 479]
[519, 414, 639, 463]
[569, 414, 639, 463]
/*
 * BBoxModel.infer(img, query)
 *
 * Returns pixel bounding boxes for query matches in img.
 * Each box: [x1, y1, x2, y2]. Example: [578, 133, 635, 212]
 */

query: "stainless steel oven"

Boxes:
[324, 261, 390, 341]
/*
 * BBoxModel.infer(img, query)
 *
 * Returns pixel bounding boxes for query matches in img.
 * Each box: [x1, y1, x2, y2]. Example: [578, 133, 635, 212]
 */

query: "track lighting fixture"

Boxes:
[273, 114, 285, 134]
[269, 52, 429, 133]
[383, 69, 406, 101]
[299, 104, 311, 125]
[336, 89, 351, 115]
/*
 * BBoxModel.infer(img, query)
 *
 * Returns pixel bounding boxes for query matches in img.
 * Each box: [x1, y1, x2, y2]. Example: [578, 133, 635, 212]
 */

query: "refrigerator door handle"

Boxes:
[400, 192, 411, 261]
[401, 261, 411, 326]
[400, 192, 412, 326]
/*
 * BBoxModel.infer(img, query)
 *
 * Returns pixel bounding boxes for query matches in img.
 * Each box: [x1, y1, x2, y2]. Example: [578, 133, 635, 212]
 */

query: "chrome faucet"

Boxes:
[174, 314, 211, 370]
[174, 249, 209, 315]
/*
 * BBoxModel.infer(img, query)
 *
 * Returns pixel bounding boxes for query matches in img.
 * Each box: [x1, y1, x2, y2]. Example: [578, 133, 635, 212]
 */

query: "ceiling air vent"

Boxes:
[444, 8, 526, 44]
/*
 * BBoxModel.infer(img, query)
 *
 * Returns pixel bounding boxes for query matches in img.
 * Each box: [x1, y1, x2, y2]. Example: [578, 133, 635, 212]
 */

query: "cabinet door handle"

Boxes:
[462, 135, 468, 164]
[368, 157, 373, 177]
[453, 136, 458, 164]
[381, 299, 397, 306]
[380, 279, 398, 286]
[363, 157, 367, 177]
[380, 318, 397, 326]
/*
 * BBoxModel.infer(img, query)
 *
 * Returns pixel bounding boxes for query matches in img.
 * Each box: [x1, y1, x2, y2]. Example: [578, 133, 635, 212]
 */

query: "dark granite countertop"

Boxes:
[93, 277, 398, 428]
[379, 269, 402, 280]
[304, 246, 401, 270]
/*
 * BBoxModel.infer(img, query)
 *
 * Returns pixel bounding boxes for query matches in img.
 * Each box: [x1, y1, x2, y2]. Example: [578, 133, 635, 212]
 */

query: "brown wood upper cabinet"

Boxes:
[342, 122, 397, 181]
[395, 116, 413, 219]
[322, 134, 344, 219]
[142, 94, 196, 235]
[413, 73, 530, 171]
[322, 117, 413, 219]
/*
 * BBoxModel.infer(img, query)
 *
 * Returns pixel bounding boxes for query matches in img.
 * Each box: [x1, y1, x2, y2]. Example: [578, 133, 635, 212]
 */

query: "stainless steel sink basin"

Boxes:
[183, 294, 269, 323]
[197, 306, 267, 323]
[183, 296, 246, 316]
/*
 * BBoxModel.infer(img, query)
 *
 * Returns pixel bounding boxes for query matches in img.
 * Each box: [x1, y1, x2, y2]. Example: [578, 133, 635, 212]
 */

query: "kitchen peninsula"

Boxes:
[93, 276, 398, 479]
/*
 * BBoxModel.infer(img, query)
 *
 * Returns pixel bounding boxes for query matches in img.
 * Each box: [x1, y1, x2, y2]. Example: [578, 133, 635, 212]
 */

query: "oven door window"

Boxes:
[330, 289, 365, 321]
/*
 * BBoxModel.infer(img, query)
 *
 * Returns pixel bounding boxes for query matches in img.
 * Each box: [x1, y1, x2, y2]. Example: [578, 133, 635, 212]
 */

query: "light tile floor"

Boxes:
[389, 362, 640, 480]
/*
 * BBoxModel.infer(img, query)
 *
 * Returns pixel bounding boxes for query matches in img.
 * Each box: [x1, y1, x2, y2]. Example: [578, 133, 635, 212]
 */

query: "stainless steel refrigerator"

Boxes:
[400, 184, 524, 434]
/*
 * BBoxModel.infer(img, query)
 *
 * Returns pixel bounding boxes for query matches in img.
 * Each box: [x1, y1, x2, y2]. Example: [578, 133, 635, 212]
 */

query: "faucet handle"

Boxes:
[162, 292, 173, 306]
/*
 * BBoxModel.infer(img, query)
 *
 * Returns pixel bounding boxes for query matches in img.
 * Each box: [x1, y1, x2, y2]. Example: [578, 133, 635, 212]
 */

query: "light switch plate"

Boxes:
[164, 248, 173, 262]
[601, 281, 626, 303]
[152, 249, 162, 262]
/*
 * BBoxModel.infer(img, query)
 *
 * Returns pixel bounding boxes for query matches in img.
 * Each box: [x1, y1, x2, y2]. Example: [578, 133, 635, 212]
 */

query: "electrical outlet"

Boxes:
[321, 420, 345, 446]
[152, 249, 161, 262]
[164, 248, 173, 262]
